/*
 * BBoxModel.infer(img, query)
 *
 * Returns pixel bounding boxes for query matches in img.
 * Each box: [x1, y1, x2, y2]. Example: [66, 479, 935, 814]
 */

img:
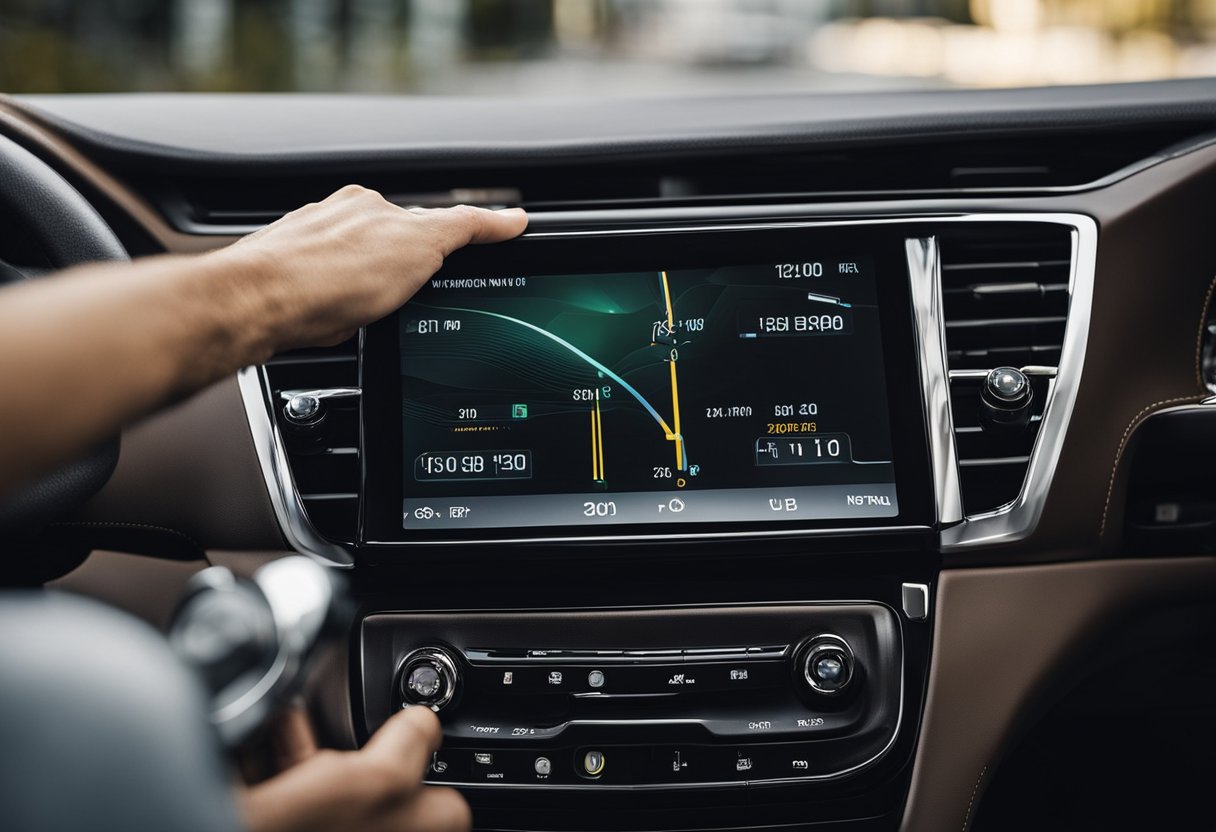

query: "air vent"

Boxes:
[262, 337, 360, 543]
[939, 224, 1074, 516]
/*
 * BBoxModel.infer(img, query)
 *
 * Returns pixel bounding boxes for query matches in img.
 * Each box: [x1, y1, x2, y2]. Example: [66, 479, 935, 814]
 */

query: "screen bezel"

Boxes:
[360, 224, 935, 545]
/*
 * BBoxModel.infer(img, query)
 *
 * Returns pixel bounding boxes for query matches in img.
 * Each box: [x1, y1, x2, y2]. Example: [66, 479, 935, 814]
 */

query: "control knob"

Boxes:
[397, 647, 461, 712]
[797, 635, 856, 698]
[279, 387, 362, 434]
[979, 366, 1033, 433]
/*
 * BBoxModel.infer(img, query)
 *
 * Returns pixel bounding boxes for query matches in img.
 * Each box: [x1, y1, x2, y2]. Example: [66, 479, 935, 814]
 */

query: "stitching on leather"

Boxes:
[1196, 275, 1216, 390]
[962, 765, 987, 831]
[48, 520, 204, 553]
[1098, 396, 1199, 538]
[1098, 273, 1216, 539]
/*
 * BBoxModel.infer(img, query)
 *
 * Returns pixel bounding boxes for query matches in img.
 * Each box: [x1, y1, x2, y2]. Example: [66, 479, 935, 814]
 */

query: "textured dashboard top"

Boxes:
[12, 78, 1216, 170]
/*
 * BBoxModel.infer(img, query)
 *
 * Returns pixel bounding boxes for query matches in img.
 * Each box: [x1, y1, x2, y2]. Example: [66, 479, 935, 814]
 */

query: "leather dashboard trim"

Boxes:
[901, 557, 1216, 832]
[69, 378, 286, 552]
[0, 97, 236, 253]
[11, 79, 1216, 171]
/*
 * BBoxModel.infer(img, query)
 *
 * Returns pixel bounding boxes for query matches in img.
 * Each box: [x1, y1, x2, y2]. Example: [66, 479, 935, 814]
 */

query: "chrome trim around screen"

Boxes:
[905, 236, 963, 528]
[236, 212, 1096, 555]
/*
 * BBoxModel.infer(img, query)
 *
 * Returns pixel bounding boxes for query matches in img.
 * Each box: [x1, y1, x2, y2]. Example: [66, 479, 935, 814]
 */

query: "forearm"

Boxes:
[0, 188, 526, 497]
[0, 247, 273, 493]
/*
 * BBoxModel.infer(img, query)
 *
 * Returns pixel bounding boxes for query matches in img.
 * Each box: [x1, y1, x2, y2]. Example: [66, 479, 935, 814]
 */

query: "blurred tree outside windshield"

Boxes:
[2, 0, 1216, 95]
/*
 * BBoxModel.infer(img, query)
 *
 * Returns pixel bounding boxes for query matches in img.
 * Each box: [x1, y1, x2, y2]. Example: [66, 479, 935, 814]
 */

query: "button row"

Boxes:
[426, 742, 845, 787]
[466, 645, 789, 663]
[467, 659, 786, 696]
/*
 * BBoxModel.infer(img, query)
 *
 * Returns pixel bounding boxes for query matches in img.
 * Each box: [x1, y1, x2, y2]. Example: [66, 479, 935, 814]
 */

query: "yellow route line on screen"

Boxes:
[590, 407, 599, 481]
[661, 271, 686, 471]
[595, 390, 605, 481]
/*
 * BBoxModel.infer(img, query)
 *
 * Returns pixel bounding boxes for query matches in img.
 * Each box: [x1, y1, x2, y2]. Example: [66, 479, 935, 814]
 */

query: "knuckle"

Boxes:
[448, 203, 481, 226]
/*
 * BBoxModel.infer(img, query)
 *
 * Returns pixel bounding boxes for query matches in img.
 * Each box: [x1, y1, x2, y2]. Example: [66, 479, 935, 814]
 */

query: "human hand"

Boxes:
[220, 185, 527, 352]
[242, 707, 471, 832]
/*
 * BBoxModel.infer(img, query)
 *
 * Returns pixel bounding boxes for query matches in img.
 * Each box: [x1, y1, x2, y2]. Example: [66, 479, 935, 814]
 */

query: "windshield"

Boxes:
[2, 0, 1215, 96]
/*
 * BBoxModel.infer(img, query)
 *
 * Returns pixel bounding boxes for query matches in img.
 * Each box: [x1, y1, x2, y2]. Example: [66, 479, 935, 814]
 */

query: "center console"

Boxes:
[238, 211, 1095, 830]
[362, 603, 905, 788]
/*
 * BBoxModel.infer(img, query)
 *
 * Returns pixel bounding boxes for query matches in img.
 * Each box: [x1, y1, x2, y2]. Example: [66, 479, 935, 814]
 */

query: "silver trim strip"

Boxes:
[279, 387, 361, 401]
[900, 583, 930, 621]
[237, 212, 1095, 554]
[906, 236, 963, 527]
[362, 525, 929, 547]
[237, 366, 354, 567]
[948, 365, 1058, 381]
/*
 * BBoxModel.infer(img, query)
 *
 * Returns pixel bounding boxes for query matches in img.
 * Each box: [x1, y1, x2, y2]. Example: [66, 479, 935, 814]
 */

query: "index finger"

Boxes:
[416, 205, 528, 256]
[362, 705, 445, 781]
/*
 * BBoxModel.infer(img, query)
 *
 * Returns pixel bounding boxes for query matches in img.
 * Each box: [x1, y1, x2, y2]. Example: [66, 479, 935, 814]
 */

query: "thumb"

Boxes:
[422, 206, 528, 256]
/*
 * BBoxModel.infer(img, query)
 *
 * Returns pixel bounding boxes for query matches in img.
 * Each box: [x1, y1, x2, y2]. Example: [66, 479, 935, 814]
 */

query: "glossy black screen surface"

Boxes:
[362, 226, 932, 543]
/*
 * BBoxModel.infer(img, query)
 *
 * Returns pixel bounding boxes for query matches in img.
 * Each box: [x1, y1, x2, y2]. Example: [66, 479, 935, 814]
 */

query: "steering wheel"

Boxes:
[0, 132, 126, 539]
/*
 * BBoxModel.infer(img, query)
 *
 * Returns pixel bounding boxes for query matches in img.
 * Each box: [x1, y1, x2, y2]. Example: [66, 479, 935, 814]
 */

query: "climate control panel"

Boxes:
[360, 603, 905, 791]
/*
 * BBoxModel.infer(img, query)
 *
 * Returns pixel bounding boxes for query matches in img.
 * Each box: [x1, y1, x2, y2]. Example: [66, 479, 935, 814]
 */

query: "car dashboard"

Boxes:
[3, 80, 1216, 831]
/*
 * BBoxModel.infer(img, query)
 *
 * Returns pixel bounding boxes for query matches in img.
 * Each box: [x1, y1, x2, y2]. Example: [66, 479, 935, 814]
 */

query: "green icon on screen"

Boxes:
[512, 404, 528, 419]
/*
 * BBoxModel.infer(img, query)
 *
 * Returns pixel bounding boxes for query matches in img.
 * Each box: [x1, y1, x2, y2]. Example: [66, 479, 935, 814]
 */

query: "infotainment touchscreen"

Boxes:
[360, 226, 933, 543]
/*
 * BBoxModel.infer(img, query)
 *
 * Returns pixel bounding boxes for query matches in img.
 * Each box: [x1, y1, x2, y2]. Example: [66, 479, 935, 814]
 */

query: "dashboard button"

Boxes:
[425, 750, 467, 781]
[397, 647, 460, 712]
[699, 711, 850, 740]
[649, 746, 744, 784]
[797, 635, 856, 698]
[467, 750, 535, 783]
[581, 750, 606, 778]
[743, 743, 828, 781]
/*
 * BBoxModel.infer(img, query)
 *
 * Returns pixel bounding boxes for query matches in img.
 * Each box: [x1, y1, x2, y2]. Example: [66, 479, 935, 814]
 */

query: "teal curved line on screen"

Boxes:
[431, 305, 677, 441]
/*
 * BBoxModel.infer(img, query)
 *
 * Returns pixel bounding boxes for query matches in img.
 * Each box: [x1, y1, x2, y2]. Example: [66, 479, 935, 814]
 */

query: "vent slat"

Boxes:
[940, 224, 1072, 515]
[263, 341, 362, 544]
[946, 315, 1066, 329]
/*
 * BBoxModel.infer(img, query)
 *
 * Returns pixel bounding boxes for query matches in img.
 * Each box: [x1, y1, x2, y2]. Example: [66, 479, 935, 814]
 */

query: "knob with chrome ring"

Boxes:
[397, 647, 461, 712]
[979, 366, 1033, 433]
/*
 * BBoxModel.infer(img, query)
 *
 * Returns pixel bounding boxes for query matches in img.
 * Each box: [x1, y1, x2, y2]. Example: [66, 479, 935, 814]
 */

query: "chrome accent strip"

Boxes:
[941, 214, 1097, 549]
[906, 236, 963, 527]
[236, 212, 1095, 553]
[361, 525, 929, 547]
[949, 365, 1058, 381]
[958, 456, 1031, 467]
[237, 366, 354, 567]
[279, 387, 361, 401]
[901, 583, 929, 621]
